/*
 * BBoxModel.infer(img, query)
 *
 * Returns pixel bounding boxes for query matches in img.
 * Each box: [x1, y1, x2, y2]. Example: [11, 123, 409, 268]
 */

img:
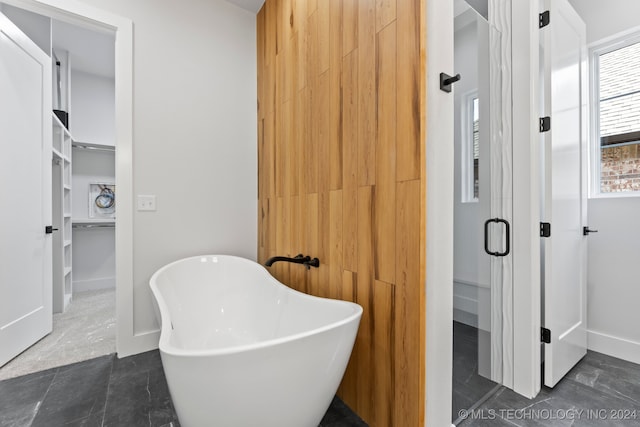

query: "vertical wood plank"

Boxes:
[356, 185, 374, 420]
[376, 0, 396, 32]
[264, 111, 275, 198]
[374, 22, 397, 284]
[373, 280, 395, 427]
[342, 50, 358, 271]
[357, 0, 376, 186]
[306, 11, 319, 89]
[290, 195, 305, 291]
[275, 0, 283, 55]
[281, 0, 293, 41]
[329, 0, 343, 191]
[294, 0, 307, 91]
[258, 197, 268, 264]
[395, 179, 421, 427]
[275, 196, 291, 282]
[343, 188, 358, 272]
[290, 71, 301, 196]
[329, 190, 343, 299]
[305, 193, 319, 295]
[317, 0, 330, 74]
[396, 0, 421, 182]
[258, 119, 265, 200]
[316, 71, 330, 193]
[265, 0, 277, 67]
[275, 100, 290, 197]
[317, 191, 330, 298]
[342, 0, 358, 56]
[307, 0, 317, 17]
[342, 50, 358, 191]
[337, 270, 358, 400]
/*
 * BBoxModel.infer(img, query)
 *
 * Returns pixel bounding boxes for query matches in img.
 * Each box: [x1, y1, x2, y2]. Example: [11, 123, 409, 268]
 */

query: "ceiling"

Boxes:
[52, 19, 115, 79]
[226, 0, 265, 13]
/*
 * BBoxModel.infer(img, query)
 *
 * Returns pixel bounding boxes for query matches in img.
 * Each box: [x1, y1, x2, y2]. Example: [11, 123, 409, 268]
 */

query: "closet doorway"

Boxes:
[0, 2, 117, 379]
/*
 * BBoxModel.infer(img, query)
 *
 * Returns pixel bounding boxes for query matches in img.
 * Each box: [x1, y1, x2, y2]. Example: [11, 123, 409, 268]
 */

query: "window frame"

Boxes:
[461, 89, 479, 203]
[589, 31, 640, 198]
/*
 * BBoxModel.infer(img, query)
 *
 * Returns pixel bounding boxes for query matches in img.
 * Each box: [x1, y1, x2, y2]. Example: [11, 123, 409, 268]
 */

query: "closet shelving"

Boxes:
[71, 141, 115, 229]
[52, 112, 73, 313]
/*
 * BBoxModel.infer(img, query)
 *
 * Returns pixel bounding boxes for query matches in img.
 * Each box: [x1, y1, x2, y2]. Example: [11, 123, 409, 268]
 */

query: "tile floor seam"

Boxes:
[100, 359, 114, 427]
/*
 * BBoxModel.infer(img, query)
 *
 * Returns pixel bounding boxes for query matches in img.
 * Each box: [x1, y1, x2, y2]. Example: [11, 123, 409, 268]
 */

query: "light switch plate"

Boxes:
[137, 195, 156, 211]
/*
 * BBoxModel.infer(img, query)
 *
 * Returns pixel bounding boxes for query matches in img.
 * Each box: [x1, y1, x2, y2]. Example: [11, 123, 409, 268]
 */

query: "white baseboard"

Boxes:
[587, 329, 640, 365]
[116, 329, 160, 358]
[73, 277, 115, 293]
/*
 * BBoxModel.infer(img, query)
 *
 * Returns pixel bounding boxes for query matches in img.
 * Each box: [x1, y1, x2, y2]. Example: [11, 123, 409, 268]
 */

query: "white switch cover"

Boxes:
[137, 195, 156, 211]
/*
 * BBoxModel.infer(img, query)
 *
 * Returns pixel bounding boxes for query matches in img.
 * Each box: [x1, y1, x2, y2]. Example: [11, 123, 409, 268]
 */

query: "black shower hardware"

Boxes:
[583, 226, 598, 236]
[484, 218, 511, 257]
[440, 72, 461, 93]
[265, 254, 320, 270]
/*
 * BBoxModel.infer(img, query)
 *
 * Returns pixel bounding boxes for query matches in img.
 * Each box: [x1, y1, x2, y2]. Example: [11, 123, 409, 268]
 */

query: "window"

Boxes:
[592, 37, 640, 195]
[462, 92, 479, 202]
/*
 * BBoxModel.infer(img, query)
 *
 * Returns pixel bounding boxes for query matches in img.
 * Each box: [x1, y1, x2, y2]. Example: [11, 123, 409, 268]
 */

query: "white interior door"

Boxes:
[541, 0, 588, 388]
[0, 11, 53, 367]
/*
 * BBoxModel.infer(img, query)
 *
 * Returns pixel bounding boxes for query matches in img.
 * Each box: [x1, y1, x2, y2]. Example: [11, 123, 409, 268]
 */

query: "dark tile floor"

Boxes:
[453, 321, 499, 422]
[460, 351, 640, 426]
[0, 350, 367, 427]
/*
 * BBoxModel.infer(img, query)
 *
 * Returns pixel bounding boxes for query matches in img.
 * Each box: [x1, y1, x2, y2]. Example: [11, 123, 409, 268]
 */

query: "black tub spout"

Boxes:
[265, 254, 320, 270]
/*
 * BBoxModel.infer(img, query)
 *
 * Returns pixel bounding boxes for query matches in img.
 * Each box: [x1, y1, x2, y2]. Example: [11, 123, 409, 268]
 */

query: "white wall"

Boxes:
[568, 0, 640, 363]
[70, 70, 115, 145]
[70, 0, 258, 339]
[587, 198, 640, 363]
[568, 0, 640, 45]
[72, 148, 116, 291]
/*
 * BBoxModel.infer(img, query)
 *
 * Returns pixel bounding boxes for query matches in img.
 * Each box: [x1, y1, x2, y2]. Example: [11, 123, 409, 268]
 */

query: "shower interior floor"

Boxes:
[0, 288, 116, 381]
[453, 321, 499, 422]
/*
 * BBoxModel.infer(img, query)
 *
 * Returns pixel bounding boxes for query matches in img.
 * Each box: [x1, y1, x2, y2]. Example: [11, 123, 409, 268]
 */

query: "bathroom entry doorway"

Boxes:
[0, 1, 121, 378]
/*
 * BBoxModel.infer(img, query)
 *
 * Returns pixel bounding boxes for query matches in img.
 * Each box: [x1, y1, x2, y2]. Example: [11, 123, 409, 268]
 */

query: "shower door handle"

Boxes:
[484, 218, 510, 257]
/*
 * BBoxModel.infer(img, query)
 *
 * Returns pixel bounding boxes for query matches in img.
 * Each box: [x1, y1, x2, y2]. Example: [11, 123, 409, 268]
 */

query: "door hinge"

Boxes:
[539, 11, 550, 28]
[541, 327, 551, 344]
[540, 116, 551, 132]
[540, 222, 551, 237]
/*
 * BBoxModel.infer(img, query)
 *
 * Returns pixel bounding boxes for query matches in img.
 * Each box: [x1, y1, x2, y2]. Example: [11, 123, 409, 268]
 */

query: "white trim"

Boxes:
[425, 0, 454, 424]
[510, 0, 541, 399]
[454, 277, 491, 289]
[3, 0, 138, 357]
[453, 294, 478, 316]
[587, 329, 640, 365]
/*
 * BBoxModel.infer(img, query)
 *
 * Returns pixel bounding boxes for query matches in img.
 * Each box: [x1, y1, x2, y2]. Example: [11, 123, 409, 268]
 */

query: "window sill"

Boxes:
[589, 191, 640, 200]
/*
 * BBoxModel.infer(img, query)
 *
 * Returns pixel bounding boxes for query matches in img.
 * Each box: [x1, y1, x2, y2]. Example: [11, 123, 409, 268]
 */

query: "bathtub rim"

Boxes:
[149, 254, 363, 358]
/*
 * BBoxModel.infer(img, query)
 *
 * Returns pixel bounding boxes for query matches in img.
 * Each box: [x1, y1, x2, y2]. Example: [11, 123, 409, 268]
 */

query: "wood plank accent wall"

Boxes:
[256, 1, 425, 425]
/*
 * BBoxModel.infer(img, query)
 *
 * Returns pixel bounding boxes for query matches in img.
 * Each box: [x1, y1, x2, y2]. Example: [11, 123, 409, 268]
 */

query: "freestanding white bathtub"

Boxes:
[149, 255, 362, 427]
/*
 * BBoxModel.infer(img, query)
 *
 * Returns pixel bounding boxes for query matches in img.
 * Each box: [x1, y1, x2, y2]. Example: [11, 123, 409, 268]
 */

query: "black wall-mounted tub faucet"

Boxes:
[265, 254, 320, 270]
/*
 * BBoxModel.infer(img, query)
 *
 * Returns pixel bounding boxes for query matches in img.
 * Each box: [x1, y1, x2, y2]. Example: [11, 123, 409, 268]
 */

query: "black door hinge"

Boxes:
[540, 222, 551, 237]
[541, 327, 551, 344]
[540, 116, 551, 132]
[539, 11, 550, 28]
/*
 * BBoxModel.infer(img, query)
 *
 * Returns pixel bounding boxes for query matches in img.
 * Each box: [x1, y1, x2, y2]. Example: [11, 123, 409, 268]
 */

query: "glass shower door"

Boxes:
[452, 0, 511, 423]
